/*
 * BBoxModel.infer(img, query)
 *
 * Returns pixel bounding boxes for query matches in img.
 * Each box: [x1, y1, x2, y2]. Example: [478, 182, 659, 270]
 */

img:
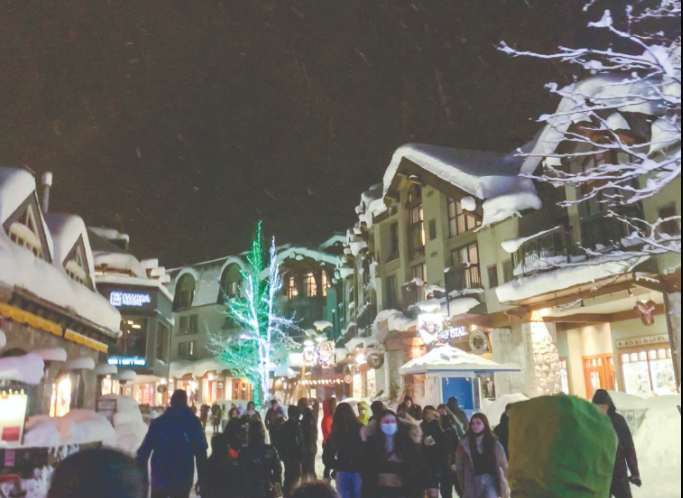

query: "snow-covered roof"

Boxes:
[383, 144, 541, 227]
[495, 255, 649, 304]
[317, 234, 347, 252]
[520, 72, 673, 176]
[0, 167, 36, 225]
[171, 256, 246, 307]
[0, 230, 121, 334]
[0, 353, 45, 384]
[89, 230, 145, 278]
[276, 246, 342, 268]
[170, 357, 228, 378]
[45, 213, 97, 284]
[399, 345, 520, 375]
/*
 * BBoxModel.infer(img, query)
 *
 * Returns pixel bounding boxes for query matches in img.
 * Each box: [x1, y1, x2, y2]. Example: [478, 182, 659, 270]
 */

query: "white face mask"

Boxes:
[381, 423, 399, 436]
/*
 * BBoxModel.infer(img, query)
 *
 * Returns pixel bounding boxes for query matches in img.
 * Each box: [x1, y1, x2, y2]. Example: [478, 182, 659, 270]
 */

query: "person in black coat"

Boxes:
[420, 407, 445, 493]
[398, 395, 423, 421]
[202, 432, 244, 498]
[593, 389, 642, 498]
[493, 404, 512, 460]
[298, 398, 319, 483]
[438, 405, 462, 498]
[322, 403, 364, 497]
[137, 391, 208, 498]
[272, 405, 305, 497]
[239, 420, 283, 498]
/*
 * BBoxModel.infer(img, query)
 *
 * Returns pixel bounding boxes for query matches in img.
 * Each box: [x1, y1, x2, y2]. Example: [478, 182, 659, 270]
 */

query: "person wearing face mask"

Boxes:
[360, 410, 437, 498]
[455, 413, 509, 498]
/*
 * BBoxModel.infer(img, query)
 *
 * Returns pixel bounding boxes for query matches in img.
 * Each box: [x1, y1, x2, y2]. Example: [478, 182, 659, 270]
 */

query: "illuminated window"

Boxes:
[50, 374, 72, 418]
[7, 205, 44, 258]
[322, 271, 331, 297]
[451, 243, 481, 289]
[448, 198, 481, 237]
[410, 205, 426, 257]
[621, 346, 676, 396]
[286, 276, 299, 299]
[304, 272, 318, 297]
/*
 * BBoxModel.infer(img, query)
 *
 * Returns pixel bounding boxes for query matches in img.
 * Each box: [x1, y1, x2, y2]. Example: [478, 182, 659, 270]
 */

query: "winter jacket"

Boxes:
[456, 436, 509, 498]
[447, 401, 470, 434]
[420, 419, 446, 484]
[211, 404, 222, 425]
[442, 426, 460, 472]
[322, 424, 364, 474]
[238, 443, 283, 498]
[321, 399, 335, 443]
[271, 419, 304, 463]
[398, 402, 423, 421]
[494, 414, 510, 459]
[203, 434, 243, 498]
[137, 406, 208, 491]
[265, 405, 286, 433]
[300, 408, 318, 457]
[595, 392, 640, 481]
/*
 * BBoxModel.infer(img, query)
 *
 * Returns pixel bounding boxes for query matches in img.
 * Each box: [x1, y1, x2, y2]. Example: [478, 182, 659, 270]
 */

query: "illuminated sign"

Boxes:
[0, 391, 28, 446]
[109, 291, 152, 308]
[107, 356, 147, 367]
[418, 313, 468, 345]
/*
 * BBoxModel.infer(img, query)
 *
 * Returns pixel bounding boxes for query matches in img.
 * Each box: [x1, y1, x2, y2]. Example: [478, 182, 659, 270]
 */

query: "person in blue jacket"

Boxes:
[137, 390, 208, 498]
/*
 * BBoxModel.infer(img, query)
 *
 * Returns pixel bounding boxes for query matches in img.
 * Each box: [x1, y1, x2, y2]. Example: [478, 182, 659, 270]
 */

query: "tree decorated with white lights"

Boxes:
[213, 222, 297, 408]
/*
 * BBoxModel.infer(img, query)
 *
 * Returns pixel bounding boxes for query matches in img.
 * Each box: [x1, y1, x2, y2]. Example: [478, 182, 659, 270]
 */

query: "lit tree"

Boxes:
[500, 1, 681, 258]
[212, 222, 297, 408]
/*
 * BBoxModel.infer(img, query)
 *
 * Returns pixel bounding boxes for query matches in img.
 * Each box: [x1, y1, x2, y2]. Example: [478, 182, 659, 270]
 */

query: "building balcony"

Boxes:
[445, 265, 483, 293]
[513, 227, 578, 277]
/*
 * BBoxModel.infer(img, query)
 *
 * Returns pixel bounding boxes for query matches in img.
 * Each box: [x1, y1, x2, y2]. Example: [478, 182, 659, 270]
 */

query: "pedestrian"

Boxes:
[291, 483, 339, 498]
[455, 413, 509, 498]
[357, 401, 370, 426]
[360, 409, 438, 498]
[48, 448, 148, 498]
[493, 404, 512, 460]
[211, 403, 223, 434]
[244, 401, 263, 422]
[322, 398, 337, 444]
[398, 395, 423, 421]
[420, 407, 445, 495]
[137, 390, 208, 498]
[438, 405, 462, 498]
[322, 403, 364, 498]
[202, 432, 244, 498]
[298, 398, 319, 483]
[200, 403, 211, 432]
[592, 390, 642, 498]
[370, 400, 384, 421]
[238, 420, 283, 498]
[266, 398, 287, 435]
[272, 405, 305, 497]
[447, 397, 469, 435]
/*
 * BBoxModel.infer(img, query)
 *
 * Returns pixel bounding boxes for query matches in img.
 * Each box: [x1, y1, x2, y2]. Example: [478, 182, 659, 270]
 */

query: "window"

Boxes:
[178, 342, 187, 358]
[412, 264, 427, 283]
[448, 198, 481, 237]
[64, 243, 89, 287]
[117, 318, 147, 358]
[385, 275, 398, 309]
[429, 219, 437, 241]
[304, 272, 318, 297]
[502, 259, 515, 284]
[390, 223, 399, 257]
[408, 184, 422, 203]
[451, 243, 481, 289]
[156, 323, 169, 362]
[7, 205, 44, 258]
[179, 315, 199, 335]
[322, 271, 331, 297]
[174, 274, 196, 310]
[286, 276, 299, 299]
[177, 340, 197, 360]
[487, 265, 499, 289]
[409, 205, 426, 257]
[658, 205, 680, 236]
[621, 346, 675, 395]
[189, 315, 199, 334]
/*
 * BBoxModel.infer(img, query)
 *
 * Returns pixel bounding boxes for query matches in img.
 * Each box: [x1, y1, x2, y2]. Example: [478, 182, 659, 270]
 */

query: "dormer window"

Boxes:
[64, 244, 89, 286]
[286, 276, 299, 299]
[7, 205, 44, 259]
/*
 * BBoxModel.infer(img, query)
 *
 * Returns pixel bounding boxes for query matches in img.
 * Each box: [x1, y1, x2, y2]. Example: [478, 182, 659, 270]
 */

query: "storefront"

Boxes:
[98, 285, 174, 407]
[616, 334, 676, 396]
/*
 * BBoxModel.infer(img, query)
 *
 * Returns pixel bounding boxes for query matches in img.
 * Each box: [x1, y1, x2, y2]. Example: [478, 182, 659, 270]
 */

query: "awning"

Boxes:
[399, 345, 520, 375]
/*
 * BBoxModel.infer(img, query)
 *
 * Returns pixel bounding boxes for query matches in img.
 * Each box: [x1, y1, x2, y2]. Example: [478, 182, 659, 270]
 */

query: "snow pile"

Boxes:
[373, 310, 416, 342]
[0, 353, 45, 384]
[33, 348, 67, 363]
[100, 395, 149, 455]
[501, 226, 563, 254]
[481, 190, 542, 228]
[482, 393, 529, 428]
[448, 297, 481, 316]
[65, 357, 96, 370]
[495, 255, 649, 304]
[170, 357, 227, 378]
[399, 345, 520, 375]
[24, 410, 115, 447]
[631, 395, 681, 474]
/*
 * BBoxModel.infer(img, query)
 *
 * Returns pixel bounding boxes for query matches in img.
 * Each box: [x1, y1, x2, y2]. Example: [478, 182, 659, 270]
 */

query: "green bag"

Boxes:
[508, 395, 617, 498]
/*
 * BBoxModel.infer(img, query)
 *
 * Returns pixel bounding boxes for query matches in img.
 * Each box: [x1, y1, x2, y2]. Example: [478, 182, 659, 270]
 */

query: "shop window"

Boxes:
[286, 276, 299, 299]
[621, 346, 676, 395]
[658, 205, 680, 236]
[487, 265, 499, 289]
[502, 259, 515, 283]
[451, 243, 481, 289]
[7, 205, 44, 259]
[448, 198, 481, 237]
[50, 373, 72, 418]
[304, 272, 318, 297]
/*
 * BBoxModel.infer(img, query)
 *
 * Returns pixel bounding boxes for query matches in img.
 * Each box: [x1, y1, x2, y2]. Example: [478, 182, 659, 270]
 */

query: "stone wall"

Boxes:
[1, 320, 100, 414]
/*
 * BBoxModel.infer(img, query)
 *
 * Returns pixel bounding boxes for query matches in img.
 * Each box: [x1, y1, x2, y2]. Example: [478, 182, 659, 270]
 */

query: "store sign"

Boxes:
[108, 356, 147, 367]
[0, 391, 28, 445]
[616, 335, 669, 349]
[418, 313, 468, 345]
[109, 291, 152, 308]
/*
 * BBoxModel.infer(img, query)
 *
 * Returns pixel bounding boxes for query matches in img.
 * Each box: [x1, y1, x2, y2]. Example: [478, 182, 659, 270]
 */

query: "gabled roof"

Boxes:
[45, 214, 97, 285]
[0, 167, 36, 225]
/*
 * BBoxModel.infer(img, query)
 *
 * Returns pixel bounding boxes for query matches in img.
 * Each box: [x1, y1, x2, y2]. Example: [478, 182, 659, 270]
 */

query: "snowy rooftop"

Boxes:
[45, 213, 97, 284]
[399, 345, 520, 375]
[0, 167, 37, 225]
[89, 229, 146, 278]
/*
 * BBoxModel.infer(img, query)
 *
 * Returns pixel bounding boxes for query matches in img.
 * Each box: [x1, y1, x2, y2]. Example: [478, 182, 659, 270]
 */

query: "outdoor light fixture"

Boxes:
[356, 354, 367, 365]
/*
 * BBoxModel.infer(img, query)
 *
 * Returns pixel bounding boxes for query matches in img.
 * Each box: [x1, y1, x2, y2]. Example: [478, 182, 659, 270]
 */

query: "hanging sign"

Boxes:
[316, 342, 336, 368]
[418, 313, 469, 345]
[0, 391, 28, 445]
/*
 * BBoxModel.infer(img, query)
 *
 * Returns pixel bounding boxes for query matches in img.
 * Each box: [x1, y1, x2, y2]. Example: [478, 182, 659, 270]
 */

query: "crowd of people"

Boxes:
[45, 389, 642, 498]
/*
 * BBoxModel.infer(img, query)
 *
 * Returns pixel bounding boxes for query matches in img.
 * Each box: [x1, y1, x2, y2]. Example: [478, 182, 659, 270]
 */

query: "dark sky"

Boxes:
[0, 0, 626, 267]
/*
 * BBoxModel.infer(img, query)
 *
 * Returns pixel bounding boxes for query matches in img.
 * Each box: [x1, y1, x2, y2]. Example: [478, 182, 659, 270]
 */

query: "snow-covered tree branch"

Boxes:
[500, 1, 681, 258]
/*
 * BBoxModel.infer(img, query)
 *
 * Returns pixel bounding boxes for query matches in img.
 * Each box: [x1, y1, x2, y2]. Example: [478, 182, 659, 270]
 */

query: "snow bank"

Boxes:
[33, 348, 67, 363]
[0, 353, 45, 384]
[495, 255, 648, 304]
[373, 310, 416, 342]
[482, 393, 529, 428]
[65, 357, 96, 370]
[24, 410, 115, 447]
[99, 395, 148, 455]
[632, 395, 681, 473]
[448, 297, 481, 316]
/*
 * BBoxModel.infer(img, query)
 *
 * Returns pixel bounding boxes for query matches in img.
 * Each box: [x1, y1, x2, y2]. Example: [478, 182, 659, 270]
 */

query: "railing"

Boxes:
[581, 216, 632, 251]
[514, 227, 576, 276]
[445, 265, 483, 293]
[357, 304, 377, 331]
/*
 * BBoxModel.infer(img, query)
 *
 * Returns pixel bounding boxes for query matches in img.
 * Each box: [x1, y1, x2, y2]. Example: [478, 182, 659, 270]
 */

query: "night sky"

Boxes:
[0, 0, 627, 267]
